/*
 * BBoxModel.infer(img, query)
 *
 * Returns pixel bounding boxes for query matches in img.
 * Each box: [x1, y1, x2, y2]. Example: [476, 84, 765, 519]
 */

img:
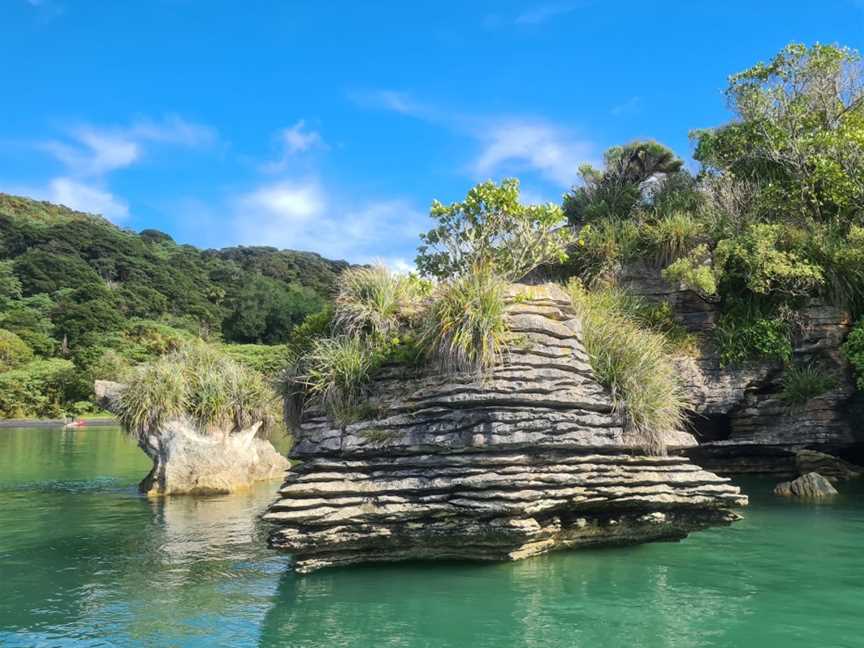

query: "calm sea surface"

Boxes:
[1, 426, 863, 647]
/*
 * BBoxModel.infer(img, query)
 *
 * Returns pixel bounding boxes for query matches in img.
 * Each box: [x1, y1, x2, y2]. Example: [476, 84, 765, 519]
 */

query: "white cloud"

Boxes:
[515, 3, 582, 25]
[349, 90, 438, 120]
[356, 90, 595, 188]
[232, 178, 426, 262]
[261, 121, 326, 172]
[471, 120, 594, 187]
[41, 116, 215, 178]
[237, 179, 325, 223]
[8, 177, 130, 222]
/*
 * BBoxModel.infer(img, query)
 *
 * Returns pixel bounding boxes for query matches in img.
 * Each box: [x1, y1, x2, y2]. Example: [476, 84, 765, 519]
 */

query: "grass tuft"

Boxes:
[116, 343, 278, 442]
[567, 279, 686, 455]
[420, 264, 509, 375]
[780, 364, 836, 407]
[333, 265, 427, 339]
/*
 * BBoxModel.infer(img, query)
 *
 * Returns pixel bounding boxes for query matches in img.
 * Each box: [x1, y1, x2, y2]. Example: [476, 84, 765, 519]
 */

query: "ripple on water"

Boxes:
[2, 428, 864, 647]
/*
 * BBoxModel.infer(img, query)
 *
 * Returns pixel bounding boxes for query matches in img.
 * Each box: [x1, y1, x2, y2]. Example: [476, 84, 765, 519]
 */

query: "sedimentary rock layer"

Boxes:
[266, 284, 746, 573]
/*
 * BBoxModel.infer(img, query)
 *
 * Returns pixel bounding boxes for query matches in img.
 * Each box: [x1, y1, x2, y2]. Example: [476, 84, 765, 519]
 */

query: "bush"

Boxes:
[220, 343, 293, 376]
[780, 364, 836, 406]
[0, 328, 34, 371]
[842, 319, 864, 391]
[661, 244, 718, 297]
[420, 264, 509, 375]
[567, 280, 686, 455]
[714, 311, 793, 367]
[0, 358, 76, 418]
[416, 178, 571, 281]
[116, 344, 278, 441]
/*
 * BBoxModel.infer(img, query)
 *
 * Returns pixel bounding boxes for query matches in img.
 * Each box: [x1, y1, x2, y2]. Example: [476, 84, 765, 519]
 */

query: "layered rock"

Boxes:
[95, 380, 289, 495]
[266, 284, 746, 573]
[620, 262, 864, 477]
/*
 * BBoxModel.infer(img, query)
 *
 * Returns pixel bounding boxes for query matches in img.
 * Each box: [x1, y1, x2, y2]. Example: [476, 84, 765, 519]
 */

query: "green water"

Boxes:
[1, 427, 863, 647]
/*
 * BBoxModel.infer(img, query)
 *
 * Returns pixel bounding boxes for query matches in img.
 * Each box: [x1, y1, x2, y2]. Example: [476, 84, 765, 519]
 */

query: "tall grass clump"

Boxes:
[420, 264, 509, 375]
[116, 344, 278, 442]
[780, 364, 836, 407]
[642, 211, 705, 267]
[302, 335, 377, 425]
[333, 265, 427, 339]
[567, 279, 686, 455]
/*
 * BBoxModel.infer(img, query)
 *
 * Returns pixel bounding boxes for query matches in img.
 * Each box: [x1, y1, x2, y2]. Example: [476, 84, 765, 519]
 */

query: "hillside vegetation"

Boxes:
[0, 193, 346, 418]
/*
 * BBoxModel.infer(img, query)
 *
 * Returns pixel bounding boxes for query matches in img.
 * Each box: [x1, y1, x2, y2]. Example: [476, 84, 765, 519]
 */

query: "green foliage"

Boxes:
[693, 43, 864, 222]
[116, 344, 278, 441]
[0, 328, 33, 371]
[416, 179, 572, 281]
[641, 212, 705, 267]
[420, 264, 509, 375]
[563, 141, 684, 225]
[333, 265, 428, 339]
[780, 364, 836, 406]
[301, 336, 379, 425]
[567, 280, 686, 455]
[219, 343, 292, 376]
[0, 192, 346, 416]
[841, 319, 864, 391]
[714, 308, 793, 367]
[714, 223, 824, 298]
[0, 358, 77, 418]
[661, 244, 718, 297]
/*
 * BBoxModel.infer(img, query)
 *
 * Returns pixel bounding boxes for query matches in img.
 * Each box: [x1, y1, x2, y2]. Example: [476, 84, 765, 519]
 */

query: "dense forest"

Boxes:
[0, 193, 347, 417]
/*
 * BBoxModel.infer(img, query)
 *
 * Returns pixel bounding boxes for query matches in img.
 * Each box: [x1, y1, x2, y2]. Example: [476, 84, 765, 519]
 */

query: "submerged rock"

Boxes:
[265, 284, 747, 573]
[774, 472, 839, 497]
[95, 380, 288, 495]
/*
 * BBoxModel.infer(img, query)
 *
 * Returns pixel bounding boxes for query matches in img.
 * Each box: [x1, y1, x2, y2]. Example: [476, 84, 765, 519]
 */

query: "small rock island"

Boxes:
[265, 281, 747, 573]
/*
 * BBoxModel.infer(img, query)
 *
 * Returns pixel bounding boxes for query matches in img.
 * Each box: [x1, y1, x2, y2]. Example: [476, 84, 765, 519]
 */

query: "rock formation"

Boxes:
[95, 380, 289, 495]
[265, 284, 747, 574]
[619, 261, 864, 478]
[773, 472, 839, 497]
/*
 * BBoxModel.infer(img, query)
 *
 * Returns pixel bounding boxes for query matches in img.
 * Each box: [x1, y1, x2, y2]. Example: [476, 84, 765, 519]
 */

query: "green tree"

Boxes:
[564, 141, 684, 225]
[416, 178, 572, 280]
[693, 43, 864, 222]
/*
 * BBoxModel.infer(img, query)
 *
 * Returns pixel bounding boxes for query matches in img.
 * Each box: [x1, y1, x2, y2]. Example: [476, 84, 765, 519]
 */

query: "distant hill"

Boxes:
[0, 193, 348, 345]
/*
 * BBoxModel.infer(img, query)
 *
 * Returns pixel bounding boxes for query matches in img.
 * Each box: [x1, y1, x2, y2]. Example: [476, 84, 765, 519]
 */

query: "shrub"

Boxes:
[567, 280, 686, 455]
[714, 311, 793, 367]
[0, 358, 76, 418]
[569, 218, 640, 286]
[420, 264, 509, 375]
[333, 265, 427, 339]
[0, 328, 34, 371]
[116, 344, 278, 442]
[780, 364, 836, 406]
[416, 178, 572, 281]
[661, 244, 718, 297]
[842, 319, 864, 391]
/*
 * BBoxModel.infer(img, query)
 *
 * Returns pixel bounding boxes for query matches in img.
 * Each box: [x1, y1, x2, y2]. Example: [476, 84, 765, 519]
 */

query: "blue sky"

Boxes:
[2, 1, 863, 268]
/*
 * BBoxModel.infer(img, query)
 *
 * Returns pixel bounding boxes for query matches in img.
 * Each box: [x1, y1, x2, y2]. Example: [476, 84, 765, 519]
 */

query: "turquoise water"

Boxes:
[1, 427, 863, 647]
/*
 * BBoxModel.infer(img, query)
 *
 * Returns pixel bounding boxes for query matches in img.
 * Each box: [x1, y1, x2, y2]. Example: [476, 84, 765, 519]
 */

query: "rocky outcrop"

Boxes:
[265, 284, 746, 573]
[620, 262, 864, 477]
[774, 472, 838, 497]
[95, 380, 289, 495]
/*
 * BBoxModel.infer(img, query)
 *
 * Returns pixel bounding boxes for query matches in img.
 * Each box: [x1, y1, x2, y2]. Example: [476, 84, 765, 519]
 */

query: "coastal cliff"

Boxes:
[265, 285, 746, 573]
[619, 262, 864, 477]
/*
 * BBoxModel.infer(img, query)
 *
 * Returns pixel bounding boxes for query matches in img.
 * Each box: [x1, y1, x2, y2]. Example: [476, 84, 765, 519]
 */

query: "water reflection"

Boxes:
[3, 428, 864, 648]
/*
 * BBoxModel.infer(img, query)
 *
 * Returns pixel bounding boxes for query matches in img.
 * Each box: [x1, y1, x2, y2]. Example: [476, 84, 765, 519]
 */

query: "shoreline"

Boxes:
[0, 417, 119, 429]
